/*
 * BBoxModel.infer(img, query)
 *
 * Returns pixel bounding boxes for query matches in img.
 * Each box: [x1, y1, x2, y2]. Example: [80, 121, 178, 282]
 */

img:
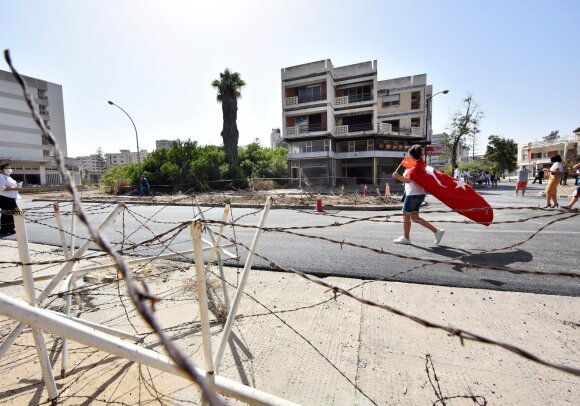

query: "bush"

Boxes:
[100, 164, 139, 194]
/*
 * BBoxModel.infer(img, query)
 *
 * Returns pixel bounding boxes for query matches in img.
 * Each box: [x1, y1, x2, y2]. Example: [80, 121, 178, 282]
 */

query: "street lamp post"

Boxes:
[107, 101, 141, 176]
[424, 89, 449, 144]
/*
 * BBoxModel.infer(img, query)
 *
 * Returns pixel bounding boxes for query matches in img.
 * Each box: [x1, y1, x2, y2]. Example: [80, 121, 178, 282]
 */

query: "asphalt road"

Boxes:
[11, 182, 580, 297]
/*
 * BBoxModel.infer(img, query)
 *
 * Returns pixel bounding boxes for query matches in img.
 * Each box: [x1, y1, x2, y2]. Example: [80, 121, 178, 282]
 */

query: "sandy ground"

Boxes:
[0, 240, 578, 405]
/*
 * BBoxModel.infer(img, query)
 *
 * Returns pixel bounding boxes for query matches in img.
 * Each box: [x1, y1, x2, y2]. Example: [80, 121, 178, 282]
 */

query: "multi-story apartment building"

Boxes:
[281, 59, 434, 187]
[270, 128, 287, 149]
[0, 69, 78, 184]
[518, 128, 580, 175]
[155, 139, 173, 150]
[105, 149, 148, 167]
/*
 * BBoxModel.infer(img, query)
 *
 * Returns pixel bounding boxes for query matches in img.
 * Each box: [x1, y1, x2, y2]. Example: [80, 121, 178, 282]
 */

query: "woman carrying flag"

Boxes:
[392, 145, 445, 245]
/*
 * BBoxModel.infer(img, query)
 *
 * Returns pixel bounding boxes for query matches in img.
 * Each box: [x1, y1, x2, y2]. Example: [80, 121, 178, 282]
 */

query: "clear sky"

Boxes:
[1, 0, 579, 157]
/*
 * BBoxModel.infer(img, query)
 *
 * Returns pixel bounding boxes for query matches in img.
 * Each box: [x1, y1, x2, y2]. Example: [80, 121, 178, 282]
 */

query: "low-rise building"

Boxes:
[281, 59, 437, 187]
[105, 149, 148, 167]
[518, 128, 580, 175]
[155, 139, 173, 150]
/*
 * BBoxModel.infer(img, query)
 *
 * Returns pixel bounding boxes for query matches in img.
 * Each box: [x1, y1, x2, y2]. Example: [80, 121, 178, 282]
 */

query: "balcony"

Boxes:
[285, 93, 327, 107]
[378, 124, 422, 137]
[38, 95, 48, 100]
[334, 93, 373, 107]
[39, 110, 50, 118]
[286, 123, 326, 137]
[333, 122, 373, 136]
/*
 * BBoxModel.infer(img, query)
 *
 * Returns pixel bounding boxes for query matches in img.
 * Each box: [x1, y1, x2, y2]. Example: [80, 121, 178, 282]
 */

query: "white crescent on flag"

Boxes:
[425, 166, 447, 188]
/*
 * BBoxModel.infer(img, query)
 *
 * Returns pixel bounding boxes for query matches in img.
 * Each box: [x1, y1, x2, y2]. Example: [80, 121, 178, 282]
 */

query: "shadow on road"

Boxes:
[413, 245, 534, 287]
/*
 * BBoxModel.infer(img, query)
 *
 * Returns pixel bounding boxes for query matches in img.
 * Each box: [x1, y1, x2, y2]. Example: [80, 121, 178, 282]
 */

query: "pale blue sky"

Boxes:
[1, 0, 579, 157]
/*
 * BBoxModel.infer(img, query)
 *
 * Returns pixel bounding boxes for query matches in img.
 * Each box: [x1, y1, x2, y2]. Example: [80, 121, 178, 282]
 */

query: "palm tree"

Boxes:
[211, 69, 245, 162]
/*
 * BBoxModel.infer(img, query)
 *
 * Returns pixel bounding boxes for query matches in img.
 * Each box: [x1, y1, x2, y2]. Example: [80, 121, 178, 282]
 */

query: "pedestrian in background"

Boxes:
[545, 155, 563, 208]
[453, 165, 461, 180]
[532, 169, 544, 184]
[139, 176, 151, 196]
[0, 163, 23, 236]
[515, 166, 530, 197]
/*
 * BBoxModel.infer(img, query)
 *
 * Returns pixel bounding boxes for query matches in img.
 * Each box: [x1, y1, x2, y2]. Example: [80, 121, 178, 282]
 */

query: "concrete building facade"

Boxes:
[0, 69, 76, 184]
[155, 139, 173, 150]
[281, 59, 434, 187]
[105, 149, 148, 167]
[518, 128, 580, 175]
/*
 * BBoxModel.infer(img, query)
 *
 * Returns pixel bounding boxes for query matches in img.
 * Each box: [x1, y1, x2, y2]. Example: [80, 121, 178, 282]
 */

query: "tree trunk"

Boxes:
[221, 94, 239, 162]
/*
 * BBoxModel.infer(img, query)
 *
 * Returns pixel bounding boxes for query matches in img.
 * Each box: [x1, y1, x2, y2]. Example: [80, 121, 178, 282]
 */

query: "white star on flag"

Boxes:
[454, 178, 467, 190]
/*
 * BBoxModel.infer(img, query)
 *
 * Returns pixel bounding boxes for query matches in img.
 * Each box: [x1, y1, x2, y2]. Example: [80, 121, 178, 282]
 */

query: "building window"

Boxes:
[382, 94, 400, 108]
[306, 141, 312, 152]
[343, 85, 372, 103]
[297, 85, 322, 103]
[411, 91, 421, 109]
[411, 117, 421, 128]
[348, 141, 355, 152]
[367, 140, 374, 151]
[324, 139, 331, 151]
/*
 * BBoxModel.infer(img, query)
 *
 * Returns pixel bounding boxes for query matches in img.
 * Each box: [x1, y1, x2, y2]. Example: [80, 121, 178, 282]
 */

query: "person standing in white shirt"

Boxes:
[453, 165, 461, 180]
[0, 163, 23, 236]
[544, 155, 563, 208]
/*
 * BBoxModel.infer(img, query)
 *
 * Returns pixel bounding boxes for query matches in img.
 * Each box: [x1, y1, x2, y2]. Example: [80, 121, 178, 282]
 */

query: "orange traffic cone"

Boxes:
[385, 182, 391, 198]
[315, 191, 324, 212]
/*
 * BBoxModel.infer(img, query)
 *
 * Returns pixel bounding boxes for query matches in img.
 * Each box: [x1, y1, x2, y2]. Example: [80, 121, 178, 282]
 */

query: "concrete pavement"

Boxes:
[0, 240, 578, 405]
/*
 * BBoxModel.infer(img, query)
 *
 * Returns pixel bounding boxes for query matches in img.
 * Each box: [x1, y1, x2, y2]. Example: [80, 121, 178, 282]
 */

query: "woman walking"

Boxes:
[0, 163, 23, 236]
[544, 155, 563, 208]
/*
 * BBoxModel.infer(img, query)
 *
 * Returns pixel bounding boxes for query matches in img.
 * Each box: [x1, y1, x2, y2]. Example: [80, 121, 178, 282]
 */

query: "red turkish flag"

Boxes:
[406, 159, 494, 225]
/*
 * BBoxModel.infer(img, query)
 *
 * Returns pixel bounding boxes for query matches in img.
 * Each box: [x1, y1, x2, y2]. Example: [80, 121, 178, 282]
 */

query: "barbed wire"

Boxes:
[4, 49, 224, 405]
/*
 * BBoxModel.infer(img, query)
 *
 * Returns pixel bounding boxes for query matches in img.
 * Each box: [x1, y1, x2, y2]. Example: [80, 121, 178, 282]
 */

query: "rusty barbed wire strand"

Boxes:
[4, 49, 224, 405]
[203, 227, 580, 377]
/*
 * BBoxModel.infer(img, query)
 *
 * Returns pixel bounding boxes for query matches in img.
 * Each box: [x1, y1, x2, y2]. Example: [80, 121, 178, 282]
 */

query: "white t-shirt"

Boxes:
[403, 169, 425, 196]
[0, 174, 21, 199]
[453, 168, 461, 179]
[550, 162, 564, 173]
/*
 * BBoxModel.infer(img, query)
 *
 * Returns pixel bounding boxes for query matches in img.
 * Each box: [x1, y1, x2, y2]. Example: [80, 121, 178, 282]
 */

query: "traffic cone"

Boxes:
[363, 185, 368, 196]
[385, 182, 391, 198]
[315, 191, 324, 212]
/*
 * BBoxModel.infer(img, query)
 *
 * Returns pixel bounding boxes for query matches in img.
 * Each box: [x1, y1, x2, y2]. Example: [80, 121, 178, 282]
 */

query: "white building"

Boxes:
[0, 69, 77, 184]
[518, 128, 580, 175]
[105, 149, 148, 167]
[270, 128, 286, 149]
[155, 139, 173, 150]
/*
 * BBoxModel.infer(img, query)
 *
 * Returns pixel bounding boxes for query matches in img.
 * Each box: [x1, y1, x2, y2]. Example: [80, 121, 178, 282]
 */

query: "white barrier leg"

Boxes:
[190, 221, 215, 375]
[213, 197, 272, 372]
[0, 293, 299, 406]
[13, 212, 58, 400]
[0, 203, 124, 359]
[194, 197, 231, 311]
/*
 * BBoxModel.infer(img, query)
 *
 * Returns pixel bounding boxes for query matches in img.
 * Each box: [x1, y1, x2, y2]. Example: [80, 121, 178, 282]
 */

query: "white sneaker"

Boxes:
[434, 229, 445, 245]
[393, 236, 411, 245]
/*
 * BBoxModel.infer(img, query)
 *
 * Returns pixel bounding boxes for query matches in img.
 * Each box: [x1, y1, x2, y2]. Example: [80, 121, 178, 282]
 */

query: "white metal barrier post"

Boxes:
[213, 197, 272, 372]
[0, 203, 124, 359]
[194, 197, 231, 311]
[13, 211, 58, 400]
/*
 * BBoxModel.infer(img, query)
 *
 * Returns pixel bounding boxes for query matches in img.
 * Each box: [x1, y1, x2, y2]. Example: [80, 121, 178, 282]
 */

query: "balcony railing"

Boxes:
[379, 122, 393, 134]
[411, 126, 422, 136]
[285, 93, 327, 107]
[334, 93, 373, 106]
[38, 95, 48, 100]
[334, 123, 373, 136]
[286, 124, 326, 136]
